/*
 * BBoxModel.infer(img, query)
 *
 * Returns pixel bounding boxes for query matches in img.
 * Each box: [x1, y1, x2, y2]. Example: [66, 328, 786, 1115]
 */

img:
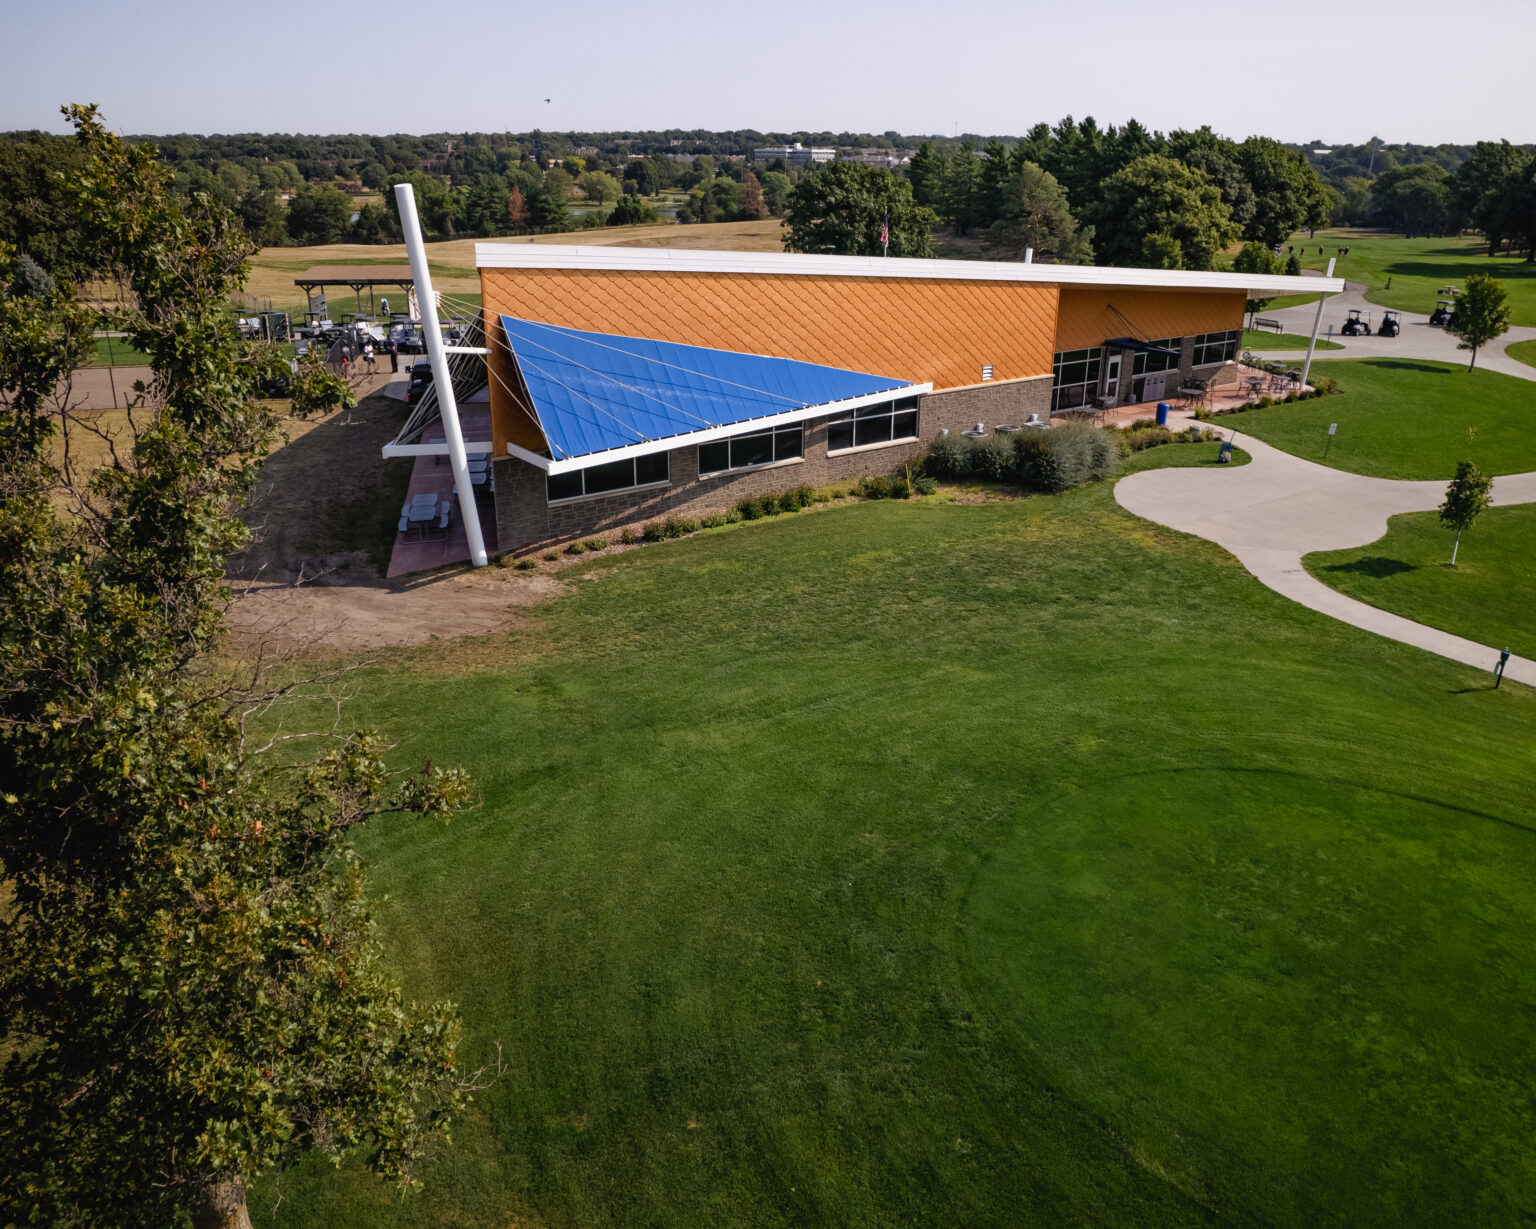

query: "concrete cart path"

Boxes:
[1115, 432, 1536, 686]
[1251, 274, 1536, 382]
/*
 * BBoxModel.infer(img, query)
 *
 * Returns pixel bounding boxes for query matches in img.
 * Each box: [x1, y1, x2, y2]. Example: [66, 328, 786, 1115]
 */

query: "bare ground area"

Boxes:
[227, 568, 564, 656]
[228, 376, 413, 581]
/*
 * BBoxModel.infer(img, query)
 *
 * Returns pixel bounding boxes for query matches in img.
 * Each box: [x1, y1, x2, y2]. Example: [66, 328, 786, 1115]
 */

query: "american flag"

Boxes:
[880, 209, 889, 255]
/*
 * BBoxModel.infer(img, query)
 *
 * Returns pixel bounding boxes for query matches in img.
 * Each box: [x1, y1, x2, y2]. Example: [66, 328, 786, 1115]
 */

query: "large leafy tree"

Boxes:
[1167, 126, 1257, 236]
[0, 107, 477, 1229]
[1451, 140, 1532, 254]
[783, 161, 935, 257]
[1236, 136, 1330, 246]
[284, 181, 352, 245]
[984, 161, 1093, 265]
[1370, 164, 1455, 236]
[0, 132, 95, 279]
[1083, 154, 1238, 270]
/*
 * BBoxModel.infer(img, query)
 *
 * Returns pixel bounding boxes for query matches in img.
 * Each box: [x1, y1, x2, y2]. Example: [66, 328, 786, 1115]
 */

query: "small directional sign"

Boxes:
[1328, 423, 1338, 435]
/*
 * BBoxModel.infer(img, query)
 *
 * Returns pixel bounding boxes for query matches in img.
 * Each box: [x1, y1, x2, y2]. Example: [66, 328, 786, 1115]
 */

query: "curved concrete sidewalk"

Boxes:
[1115, 434, 1536, 686]
[1252, 275, 1536, 382]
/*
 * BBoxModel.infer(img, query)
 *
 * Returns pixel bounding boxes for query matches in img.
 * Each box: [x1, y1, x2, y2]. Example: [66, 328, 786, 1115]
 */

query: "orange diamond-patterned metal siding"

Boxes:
[1054, 287, 1245, 351]
[481, 267, 1060, 452]
[479, 267, 1246, 454]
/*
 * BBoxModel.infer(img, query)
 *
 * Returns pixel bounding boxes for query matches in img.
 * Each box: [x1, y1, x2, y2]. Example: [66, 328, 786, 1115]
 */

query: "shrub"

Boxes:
[514, 557, 537, 570]
[619, 526, 638, 545]
[565, 541, 587, 555]
[725, 507, 744, 523]
[1124, 425, 1174, 451]
[701, 513, 728, 528]
[791, 484, 815, 508]
[735, 497, 763, 520]
[923, 432, 970, 479]
[912, 474, 938, 496]
[1014, 422, 1124, 494]
[641, 520, 667, 542]
[584, 537, 607, 551]
[967, 433, 1015, 481]
[663, 516, 697, 538]
[542, 550, 559, 561]
[1256, 395, 1274, 409]
[857, 474, 892, 499]
[1311, 375, 1338, 395]
[494, 552, 513, 568]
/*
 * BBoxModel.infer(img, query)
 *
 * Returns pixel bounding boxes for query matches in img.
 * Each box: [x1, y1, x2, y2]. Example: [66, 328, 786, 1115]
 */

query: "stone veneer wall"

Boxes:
[492, 376, 1050, 554]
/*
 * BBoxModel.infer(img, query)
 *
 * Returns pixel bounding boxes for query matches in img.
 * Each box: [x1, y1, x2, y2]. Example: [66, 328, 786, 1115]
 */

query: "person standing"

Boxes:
[386, 336, 399, 372]
[363, 341, 376, 373]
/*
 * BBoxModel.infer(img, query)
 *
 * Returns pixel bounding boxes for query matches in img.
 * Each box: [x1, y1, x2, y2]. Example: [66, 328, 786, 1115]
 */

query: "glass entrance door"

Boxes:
[1103, 354, 1120, 404]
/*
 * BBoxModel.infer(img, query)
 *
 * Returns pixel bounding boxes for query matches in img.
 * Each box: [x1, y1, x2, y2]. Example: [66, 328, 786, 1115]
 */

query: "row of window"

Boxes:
[1051, 347, 1103, 411]
[1193, 329, 1240, 367]
[545, 400, 921, 504]
[1131, 337, 1182, 376]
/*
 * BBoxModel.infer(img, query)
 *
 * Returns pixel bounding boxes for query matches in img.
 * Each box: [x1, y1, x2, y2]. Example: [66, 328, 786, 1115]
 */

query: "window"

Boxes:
[1131, 338, 1183, 376]
[1193, 329, 1239, 366]
[826, 397, 920, 453]
[1051, 347, 1102, 412]
[698, 424, 803, 475]
[546, 451, 668, 502]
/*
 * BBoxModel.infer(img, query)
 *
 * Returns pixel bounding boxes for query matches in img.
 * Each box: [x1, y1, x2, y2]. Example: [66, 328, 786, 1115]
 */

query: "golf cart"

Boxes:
[1377, 310, 1401, 338]
[1340, 308, 1372, 336]
[406, 359, 434, 405]
[1429, 299, 1455, 327]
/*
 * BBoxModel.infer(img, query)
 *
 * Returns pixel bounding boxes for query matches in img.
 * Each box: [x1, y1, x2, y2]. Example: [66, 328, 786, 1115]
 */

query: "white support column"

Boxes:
[1301, 257, 1337, 390]
[394, 183, 489, 568]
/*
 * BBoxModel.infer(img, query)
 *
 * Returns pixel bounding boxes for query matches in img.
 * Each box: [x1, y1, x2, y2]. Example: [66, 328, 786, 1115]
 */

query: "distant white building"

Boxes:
[752, 142, 835, 165]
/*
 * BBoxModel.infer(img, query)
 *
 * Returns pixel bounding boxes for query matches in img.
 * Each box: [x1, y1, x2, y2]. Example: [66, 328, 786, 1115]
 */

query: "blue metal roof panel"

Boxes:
[500, 316, 914, 461]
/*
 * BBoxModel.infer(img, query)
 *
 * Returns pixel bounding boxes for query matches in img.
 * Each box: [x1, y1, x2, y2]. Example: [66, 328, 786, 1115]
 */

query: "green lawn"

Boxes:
[1509, 338, 1536, 370]
[1261, 291, 1322, 311]
[1307, 502, 1536, 660]
[1241, 328, 1342, 352]
[1291, 231, 1536, 327]
[248, 444, 1536, 1228]
[1223, 357, 1536, 479]
[87, 335, 152, 367]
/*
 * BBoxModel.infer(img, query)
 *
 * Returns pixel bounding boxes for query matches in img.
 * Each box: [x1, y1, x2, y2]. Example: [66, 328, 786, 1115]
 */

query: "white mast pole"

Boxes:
[394, 182, 489, 568]
[1301, 257, 1337, 391]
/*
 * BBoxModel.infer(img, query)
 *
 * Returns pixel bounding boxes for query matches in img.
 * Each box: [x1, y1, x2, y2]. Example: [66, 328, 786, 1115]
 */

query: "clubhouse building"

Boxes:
[387, 244, 1337, 557]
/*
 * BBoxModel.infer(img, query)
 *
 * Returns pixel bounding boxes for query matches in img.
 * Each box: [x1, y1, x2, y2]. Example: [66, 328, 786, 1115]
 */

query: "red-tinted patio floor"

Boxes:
[385, 410, 498, 578]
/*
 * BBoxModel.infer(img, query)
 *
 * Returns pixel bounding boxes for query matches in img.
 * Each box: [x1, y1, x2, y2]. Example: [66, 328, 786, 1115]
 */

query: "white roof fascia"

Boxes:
[381, 440, 494, 459]
[512, 382, 934, 474]
[475, 243, 1346, 297]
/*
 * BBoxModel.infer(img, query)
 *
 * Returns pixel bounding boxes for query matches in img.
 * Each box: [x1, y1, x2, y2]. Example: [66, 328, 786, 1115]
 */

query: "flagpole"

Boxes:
[882, 206, 889, 258]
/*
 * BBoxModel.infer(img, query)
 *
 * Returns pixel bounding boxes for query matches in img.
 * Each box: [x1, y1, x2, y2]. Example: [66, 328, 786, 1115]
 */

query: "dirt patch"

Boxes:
[229, 379, 411, 581]
[228, 566, 565, 656]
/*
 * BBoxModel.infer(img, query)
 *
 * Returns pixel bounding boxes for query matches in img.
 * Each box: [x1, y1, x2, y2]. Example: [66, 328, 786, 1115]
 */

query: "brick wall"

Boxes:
[492, 376, 1051, 554]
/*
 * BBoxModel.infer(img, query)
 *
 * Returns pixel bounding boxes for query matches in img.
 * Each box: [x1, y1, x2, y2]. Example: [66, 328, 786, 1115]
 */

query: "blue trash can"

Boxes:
[1155, 401, 1170, 426]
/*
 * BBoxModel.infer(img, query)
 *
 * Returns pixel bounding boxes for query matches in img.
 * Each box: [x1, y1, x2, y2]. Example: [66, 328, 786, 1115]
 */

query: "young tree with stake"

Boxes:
[1439, 460, 1493, 564]
[1446, 273, 1511, 370]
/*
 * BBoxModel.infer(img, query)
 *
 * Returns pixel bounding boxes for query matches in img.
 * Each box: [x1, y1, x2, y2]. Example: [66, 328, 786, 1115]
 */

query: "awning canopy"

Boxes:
[500, 316, 916, 463]
[1104, 336, 1182, 358]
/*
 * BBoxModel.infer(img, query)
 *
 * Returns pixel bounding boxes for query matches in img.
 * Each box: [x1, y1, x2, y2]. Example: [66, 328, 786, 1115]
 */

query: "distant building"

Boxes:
[752, 142, 835, 165]
[845, 149, 912, 168]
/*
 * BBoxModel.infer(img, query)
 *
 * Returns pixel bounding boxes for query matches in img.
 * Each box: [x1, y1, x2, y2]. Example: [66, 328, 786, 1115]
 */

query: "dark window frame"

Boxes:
[697, 424, 805, 476]
[826, 396, 920, 455]
[546, 451, 670, 504]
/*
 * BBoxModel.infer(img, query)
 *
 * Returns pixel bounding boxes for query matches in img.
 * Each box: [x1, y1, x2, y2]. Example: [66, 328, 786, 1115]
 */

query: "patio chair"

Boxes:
[431, 503, 452, 540]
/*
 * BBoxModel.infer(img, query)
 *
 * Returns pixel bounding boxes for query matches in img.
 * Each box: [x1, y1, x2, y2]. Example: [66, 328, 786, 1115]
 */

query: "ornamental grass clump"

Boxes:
[1013, 422, 1125, 494]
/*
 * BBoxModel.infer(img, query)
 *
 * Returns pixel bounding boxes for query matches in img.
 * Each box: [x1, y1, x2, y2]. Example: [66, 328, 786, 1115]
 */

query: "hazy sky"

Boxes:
[3, 0, 1531, 145]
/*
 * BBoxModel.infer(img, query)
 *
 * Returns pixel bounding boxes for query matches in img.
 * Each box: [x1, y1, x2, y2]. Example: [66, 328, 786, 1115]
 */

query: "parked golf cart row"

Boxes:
[1339, 308, 1402, 338]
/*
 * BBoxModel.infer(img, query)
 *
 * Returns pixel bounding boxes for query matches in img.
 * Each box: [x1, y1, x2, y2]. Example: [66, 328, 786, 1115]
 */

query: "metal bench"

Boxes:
[1254, 317, 1283, 333]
